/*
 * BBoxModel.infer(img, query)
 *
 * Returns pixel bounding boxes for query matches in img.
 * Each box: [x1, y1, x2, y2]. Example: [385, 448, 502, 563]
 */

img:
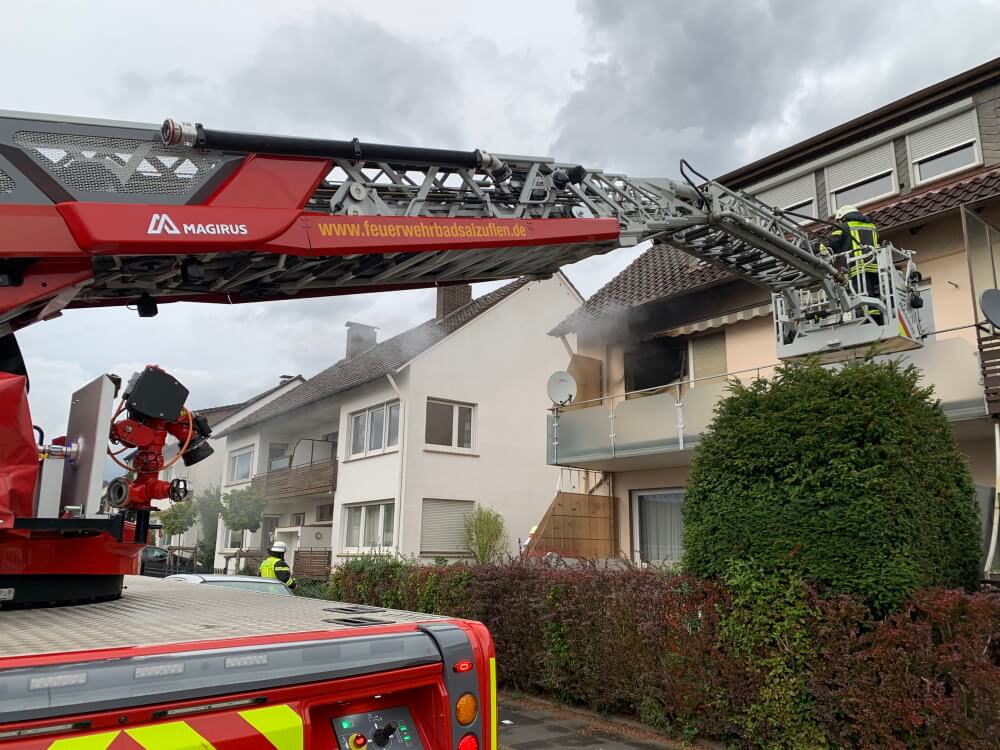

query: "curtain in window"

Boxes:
[637, 491, 684, 562]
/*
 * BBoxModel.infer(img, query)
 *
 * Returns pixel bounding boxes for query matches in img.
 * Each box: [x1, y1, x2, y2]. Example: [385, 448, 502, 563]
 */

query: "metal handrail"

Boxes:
[549, 363, 778, 413]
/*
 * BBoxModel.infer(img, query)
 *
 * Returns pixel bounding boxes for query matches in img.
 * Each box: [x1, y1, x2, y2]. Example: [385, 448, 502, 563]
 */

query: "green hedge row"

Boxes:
[324, 557, 1000, 749]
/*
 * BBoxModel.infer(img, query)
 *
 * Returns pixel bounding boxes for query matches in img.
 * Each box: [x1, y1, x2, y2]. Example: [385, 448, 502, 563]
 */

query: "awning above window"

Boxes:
[655, 303, 773, 338]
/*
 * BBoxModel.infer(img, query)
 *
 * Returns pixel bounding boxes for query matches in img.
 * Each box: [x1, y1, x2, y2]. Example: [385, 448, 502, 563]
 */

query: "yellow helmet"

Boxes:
[834, 204, 858, 221]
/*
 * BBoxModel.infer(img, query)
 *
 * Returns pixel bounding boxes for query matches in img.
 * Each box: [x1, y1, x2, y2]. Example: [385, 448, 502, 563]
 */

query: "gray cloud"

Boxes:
[552, 0, 1000, 178]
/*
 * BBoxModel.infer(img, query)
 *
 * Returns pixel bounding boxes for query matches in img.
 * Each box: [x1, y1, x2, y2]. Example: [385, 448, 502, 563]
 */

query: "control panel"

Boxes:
[332, 707, 423, 749]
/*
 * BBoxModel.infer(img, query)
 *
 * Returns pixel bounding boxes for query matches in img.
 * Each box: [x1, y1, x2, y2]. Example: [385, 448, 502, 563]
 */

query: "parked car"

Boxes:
[163, 573, 293, 596]
[139, 546, 195, 577]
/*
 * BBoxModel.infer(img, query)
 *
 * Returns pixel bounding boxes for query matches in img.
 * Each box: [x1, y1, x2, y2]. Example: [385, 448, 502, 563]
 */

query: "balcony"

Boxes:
[251, 438, 338, 502]
[547, 335, 987, 472]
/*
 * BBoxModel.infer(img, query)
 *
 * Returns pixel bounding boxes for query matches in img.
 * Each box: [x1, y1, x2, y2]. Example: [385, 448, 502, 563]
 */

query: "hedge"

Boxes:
[326, 557, 1000, 749]
[683, 359, 983, 614]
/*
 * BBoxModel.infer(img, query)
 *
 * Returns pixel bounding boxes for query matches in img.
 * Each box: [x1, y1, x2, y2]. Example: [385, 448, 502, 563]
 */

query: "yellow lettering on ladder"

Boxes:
[237, 705, 303, 750]
[126, 721, 216, 749]
[48, 732, 121, 750]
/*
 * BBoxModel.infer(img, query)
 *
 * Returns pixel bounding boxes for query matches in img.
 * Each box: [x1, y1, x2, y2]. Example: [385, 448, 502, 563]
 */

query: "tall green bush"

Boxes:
[683, 358, 982, 612]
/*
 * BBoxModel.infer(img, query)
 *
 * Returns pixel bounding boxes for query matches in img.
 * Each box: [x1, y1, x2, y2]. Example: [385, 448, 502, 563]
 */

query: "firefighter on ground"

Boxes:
[260, 541, 296, 589]
[827, 204, 883, 324]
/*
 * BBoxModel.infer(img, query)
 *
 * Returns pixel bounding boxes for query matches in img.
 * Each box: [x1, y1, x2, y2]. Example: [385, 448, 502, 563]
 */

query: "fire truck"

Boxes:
[0, 111, 927, 747]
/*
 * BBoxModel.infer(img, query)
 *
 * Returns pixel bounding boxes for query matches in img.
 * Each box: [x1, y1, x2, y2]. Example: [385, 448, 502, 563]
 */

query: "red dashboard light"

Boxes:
[453, 660, 474, 673]
[350, 734, 367, 748]
[457, 734, 479, 750]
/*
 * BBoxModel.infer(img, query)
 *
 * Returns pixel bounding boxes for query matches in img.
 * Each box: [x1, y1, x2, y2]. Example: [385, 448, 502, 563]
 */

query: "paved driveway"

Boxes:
[497, 697, 684, 750]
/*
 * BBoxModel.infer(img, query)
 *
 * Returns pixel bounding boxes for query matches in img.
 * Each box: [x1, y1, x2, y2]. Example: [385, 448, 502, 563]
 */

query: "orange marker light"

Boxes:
[453, 660, 474, 673]
[455, 692, 478, 726]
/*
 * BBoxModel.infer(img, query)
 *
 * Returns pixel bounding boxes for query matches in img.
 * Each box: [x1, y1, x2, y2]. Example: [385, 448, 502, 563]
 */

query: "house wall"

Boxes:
[400, 276, 583, 559]
[333, 377, 405, 555]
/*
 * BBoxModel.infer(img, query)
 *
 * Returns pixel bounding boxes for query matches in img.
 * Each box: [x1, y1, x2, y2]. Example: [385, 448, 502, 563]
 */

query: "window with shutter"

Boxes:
[908, 109, 980, 185]
[691, 332, 727, 383]
[420, 498, 475, 555]
[755, 174, 817, 222]
[826, 143, 897, 211]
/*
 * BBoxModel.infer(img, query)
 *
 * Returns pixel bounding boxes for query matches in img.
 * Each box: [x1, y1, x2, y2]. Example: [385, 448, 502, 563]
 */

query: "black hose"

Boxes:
[678, 159, 709, 208]
[199, 127, 482, 169]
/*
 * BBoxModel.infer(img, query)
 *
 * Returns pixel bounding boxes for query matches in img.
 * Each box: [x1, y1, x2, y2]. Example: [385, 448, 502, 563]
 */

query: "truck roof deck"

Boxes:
[0, 576, 443, 659]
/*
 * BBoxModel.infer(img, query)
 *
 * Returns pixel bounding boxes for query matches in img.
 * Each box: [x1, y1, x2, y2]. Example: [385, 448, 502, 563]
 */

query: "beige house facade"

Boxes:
[541, 58, 1000, 570]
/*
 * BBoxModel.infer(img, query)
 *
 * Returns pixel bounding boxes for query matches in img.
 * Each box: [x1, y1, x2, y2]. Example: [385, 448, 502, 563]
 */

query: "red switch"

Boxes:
[349, 734, 367, 748]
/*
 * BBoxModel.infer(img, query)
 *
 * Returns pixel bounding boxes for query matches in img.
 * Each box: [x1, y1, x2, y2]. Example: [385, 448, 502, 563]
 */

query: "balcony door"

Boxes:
[259, 515, 280, 554]
[632, 489, 685, 564]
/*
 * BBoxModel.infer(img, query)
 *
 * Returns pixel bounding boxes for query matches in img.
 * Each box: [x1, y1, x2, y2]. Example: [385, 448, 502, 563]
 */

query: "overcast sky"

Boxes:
[7, 0, 1000, 434]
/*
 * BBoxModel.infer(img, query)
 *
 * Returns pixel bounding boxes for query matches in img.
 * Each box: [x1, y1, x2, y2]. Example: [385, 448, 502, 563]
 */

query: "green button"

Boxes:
[403, 736, 411, 742]
[399, 724, 407, 730]
[340, 720, 352, 729]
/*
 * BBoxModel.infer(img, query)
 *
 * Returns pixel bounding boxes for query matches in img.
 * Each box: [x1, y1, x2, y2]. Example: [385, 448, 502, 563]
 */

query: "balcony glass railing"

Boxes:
[547, 332, 987, 468]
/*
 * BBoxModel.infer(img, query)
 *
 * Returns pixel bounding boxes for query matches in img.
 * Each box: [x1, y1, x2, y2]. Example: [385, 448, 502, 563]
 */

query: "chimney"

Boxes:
[436, 284, 472, 321]
[345, 322, 378, 359]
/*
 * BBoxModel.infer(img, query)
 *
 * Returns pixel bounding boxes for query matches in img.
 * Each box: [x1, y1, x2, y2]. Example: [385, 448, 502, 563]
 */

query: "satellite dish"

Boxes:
[983, 289, 1000, 329]
[546, 371, 577, 405]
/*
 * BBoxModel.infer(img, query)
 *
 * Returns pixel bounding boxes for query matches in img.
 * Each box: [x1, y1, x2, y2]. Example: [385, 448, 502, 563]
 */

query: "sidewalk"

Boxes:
[497, 695, 689, 750]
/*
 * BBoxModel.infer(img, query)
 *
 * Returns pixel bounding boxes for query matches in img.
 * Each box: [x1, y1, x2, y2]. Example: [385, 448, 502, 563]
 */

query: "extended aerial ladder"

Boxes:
[0, 111, 925, 604]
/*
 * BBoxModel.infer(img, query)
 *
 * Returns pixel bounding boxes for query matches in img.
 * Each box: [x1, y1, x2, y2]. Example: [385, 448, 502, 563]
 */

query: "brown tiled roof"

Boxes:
[219, 279, 530, 436]
[550, 166, 1000, 336]
[548, 245, 731, 336]
[193, 378, 303, 428]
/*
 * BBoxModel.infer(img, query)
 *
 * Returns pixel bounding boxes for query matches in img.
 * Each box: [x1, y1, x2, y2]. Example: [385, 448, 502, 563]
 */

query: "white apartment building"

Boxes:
[212, 276, 582, 575]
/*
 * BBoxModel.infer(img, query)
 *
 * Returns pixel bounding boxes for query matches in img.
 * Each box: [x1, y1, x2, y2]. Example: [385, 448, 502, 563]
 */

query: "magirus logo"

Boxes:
[147, 213, 248, 236]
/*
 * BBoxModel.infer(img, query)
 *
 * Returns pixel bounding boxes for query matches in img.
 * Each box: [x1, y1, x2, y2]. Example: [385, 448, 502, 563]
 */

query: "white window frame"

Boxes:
[226, 526, 246, 549]
[424, 398, 476, 453]
[348, 400, 400, 459]
[291, 511, 306, 527]
[631, 487, 685, 565]
[908, 137, 982, 188]
[227, 445, 255, 484]
[827, 169, 898, 213]
[341, 500, 396, 553]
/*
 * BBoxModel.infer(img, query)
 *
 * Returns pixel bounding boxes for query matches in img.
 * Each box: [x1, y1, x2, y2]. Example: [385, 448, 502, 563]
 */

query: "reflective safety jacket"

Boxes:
[260, 555, 295, 588]
[830, 210, 879, 276]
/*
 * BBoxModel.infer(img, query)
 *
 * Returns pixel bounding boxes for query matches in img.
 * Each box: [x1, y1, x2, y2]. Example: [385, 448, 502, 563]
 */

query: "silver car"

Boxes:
[163, 573, 293, 596]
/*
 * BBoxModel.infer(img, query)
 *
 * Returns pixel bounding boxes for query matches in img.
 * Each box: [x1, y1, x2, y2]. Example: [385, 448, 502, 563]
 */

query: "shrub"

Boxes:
[323, 556, 999, 748]
[464, 504, 509, 563]
[683, 358, 982, 613]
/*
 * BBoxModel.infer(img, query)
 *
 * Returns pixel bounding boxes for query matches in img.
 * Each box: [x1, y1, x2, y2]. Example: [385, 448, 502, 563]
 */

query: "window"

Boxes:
[783, 198, 817, 224]
[343, 501, 395, 550]
[832, 172, 895, 211]
[624, 338, 688, 392]
[754, 174, 816, 225]
[268, 442, 289, 471]
[349, 401, 400, 457]
[909, 109, 980, 186]
[690, 332, 728, 383]
[826, 143, 897, 212]
[291, 512, 306, 526]
[633, 489, 685, 563]
[227, 527, 244, 549]
[228, 447, 254, 483]
[425, 400, 474, 450]
[420, 498, 475, 555]
[316, 503, 334, 523]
